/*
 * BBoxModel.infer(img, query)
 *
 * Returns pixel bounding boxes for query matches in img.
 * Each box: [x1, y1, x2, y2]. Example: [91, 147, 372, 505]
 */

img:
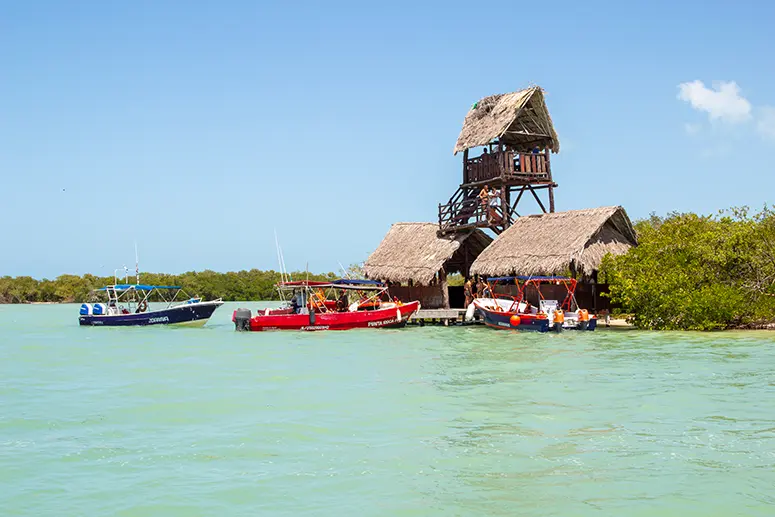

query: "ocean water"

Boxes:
[1, 302, 774, 516]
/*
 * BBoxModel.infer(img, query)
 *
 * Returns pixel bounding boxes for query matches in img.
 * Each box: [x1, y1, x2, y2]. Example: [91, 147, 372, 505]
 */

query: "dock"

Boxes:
[409, 309, 479, 326]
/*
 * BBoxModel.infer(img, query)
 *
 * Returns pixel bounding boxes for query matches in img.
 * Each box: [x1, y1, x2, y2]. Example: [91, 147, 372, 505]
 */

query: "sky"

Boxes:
[2, 0, 775, 279]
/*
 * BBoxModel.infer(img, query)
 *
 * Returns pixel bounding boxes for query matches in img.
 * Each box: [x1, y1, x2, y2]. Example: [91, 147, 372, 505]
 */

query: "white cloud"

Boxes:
[677, 80, 752, 123]
[757, 106, 775, 141]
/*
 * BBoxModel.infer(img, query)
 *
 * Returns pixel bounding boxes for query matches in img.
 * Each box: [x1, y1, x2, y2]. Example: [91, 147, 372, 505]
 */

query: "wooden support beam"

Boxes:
[500, 187, 509, 229]
[462, 149, 469, 183]
[439, 268, 450, 310]
[545, 149, 555, 212]
[503, 187, 512, 228]
[460, 177, 555, 189]
[463, 244, 470, 279]
[511, 185, 526, 215]
[529, 185, 548, 213]
[548, 185, 555, 213]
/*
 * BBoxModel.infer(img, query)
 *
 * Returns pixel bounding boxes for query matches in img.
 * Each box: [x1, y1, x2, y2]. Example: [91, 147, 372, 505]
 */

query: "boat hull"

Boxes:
[247, 301, 421, 331]
[474, 300, 596, 332]
[79, 301, 223, 327]
[477, 304, 551, 332]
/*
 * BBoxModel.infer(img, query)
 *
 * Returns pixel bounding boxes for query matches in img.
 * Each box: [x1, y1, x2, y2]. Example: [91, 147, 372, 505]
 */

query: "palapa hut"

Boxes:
[453, 86, 560, 155]
[363, 223, 492, 309]
[470, 206, 637, 310]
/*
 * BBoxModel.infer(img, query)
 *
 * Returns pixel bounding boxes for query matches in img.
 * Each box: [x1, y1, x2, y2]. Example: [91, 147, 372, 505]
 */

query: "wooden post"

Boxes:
[545, 147, 552, 175]
[462, 149, 469, 183]
[548, 185, 555, 213]
[439, 268, 450, 309]
[501, 186, 509, 229]
[546, 149, 555, 212]
[463, 244, 470, 279]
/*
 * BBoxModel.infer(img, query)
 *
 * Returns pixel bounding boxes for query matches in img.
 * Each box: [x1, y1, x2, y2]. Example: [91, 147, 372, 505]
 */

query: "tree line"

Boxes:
[601, 206, 775, 330]
[0, 266, 364, 304]
[6, 209, 775, 331]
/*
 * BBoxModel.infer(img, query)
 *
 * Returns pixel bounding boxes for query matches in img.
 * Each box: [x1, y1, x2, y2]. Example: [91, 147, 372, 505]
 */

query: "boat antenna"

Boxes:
[274, 229, 284, 284]
[274, 229, 292, 283]
[338, 261, 350, 279]
[280, 244, 291, 282]
[135, 241, 140, 285]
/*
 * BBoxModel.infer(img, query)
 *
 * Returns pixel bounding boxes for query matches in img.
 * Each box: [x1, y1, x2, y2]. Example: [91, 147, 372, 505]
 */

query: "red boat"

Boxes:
[233, 279, 421, 331]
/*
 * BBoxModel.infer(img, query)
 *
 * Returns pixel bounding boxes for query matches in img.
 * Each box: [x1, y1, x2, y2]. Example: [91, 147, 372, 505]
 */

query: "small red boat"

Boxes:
[233, 279, 421, 331]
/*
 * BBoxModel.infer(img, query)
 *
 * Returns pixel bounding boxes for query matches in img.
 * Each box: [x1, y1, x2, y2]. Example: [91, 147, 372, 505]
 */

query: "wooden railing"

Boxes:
[463, 150, 551, 184]
[439, 197, 483, 230]
[464, 151, 512, 184]
[438, 196, 511, 233]
[516, 152, 549, 175]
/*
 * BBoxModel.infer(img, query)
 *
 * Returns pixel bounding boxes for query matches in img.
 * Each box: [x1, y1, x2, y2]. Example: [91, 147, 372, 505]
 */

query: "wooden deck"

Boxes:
[409, 309, 479, 326]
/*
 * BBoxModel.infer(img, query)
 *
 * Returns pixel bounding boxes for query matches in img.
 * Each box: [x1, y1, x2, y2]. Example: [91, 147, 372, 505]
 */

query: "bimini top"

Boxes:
[331, 279, 383, 286]
[278, 279, 385, 290]
[97, 284, 182, 291]
[488, 276, 573, 282]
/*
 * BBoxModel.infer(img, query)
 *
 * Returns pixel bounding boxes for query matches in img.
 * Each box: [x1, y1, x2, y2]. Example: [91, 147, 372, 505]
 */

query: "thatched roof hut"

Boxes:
[363, 223, 492, 285]
[470, 206, 637, 278]
[454, 86, 560, 155]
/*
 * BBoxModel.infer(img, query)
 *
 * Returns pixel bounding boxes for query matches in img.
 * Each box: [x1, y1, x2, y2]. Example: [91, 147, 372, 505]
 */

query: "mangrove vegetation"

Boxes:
[601, 207, 775, 330]
[0, 267, 365, 304]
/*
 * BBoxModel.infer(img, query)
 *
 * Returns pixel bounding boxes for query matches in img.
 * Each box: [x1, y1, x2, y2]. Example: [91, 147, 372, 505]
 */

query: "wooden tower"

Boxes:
[438, 86, 560, 235]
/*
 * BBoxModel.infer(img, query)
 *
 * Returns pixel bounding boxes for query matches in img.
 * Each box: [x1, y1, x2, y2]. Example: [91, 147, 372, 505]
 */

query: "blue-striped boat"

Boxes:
[78, 284, 223, 327]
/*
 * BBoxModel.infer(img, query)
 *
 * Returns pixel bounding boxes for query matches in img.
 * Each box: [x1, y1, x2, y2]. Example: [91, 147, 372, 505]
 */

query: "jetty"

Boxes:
[409, 308, 475, 326]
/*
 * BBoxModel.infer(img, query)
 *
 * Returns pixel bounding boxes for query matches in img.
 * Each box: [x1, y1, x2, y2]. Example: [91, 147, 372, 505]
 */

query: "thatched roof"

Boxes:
[454, 86, 560, 155]
[470, 206, 636, 278]
[363, 223, 492, 285]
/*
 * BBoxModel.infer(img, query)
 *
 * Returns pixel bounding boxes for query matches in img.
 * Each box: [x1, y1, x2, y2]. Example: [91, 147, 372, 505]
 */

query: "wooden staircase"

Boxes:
[438, 186, 512, 235]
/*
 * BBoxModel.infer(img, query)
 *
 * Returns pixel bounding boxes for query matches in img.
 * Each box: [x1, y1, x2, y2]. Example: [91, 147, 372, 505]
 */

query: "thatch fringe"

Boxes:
[470, 206, 636, 278]
[454, 86, 560, 154]
[363, 223, 491, 285]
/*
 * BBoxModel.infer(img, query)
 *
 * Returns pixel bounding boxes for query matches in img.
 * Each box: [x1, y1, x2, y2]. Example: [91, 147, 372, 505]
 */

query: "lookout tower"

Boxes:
[438, 86, 560, 235]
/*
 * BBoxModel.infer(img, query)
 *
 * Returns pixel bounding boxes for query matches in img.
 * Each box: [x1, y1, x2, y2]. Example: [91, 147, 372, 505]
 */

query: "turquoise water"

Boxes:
[1, 303, 774, 516]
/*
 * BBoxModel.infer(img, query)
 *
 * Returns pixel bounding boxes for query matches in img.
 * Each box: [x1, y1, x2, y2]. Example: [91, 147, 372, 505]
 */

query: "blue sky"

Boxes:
[2, 0, 774, 278]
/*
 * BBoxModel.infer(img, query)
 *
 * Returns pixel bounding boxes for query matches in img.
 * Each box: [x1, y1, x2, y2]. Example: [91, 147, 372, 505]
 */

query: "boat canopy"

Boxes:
[488, 276, 573, 282]
[331, 279, 383, 286]
[278, 279, 385, 290]
[97, 284, 182, 291]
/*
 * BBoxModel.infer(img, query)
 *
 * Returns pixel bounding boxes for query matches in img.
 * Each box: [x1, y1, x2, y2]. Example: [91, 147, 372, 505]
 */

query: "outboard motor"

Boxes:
[552, 309, 564, 333]
[79, 303, 93, 315]
[92, 303, 107, 316]
[234, 308, 252, 331]
[577, 309, 589, 330]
